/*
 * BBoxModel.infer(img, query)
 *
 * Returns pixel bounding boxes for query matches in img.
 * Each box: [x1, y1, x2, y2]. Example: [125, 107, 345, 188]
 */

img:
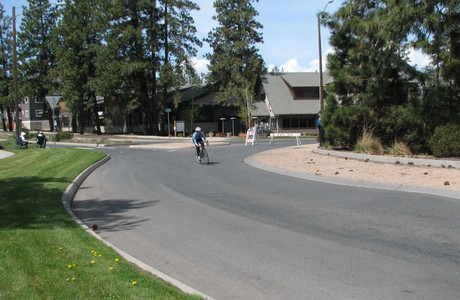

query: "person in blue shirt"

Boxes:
[192, 127, 208, 161]
[316, 112, 325, 146]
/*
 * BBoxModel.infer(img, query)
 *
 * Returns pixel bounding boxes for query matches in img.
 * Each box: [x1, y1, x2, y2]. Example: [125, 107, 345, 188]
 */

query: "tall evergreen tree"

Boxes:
[205, 0, 264, 107]
[411, 0, 460, 125]
[94, 0, 157, 134]
[20, 0, 60, 130]
[55, 0, 106, 134]
[324, 0, 422, 148]
[0, 2, 13, 131]
[95, 0, 200, 135]
[157, 0, 202, 134]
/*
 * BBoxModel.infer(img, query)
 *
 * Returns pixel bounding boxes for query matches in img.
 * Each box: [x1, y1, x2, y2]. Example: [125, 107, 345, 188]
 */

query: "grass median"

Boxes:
[0, 138, 201, 299]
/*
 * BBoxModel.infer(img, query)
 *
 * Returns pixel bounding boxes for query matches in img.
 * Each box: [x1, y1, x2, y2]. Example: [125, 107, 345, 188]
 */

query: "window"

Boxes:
[293, 87, 319, 99]
[35, 97, 40, 104]
[36, 110, 43, 117]
[24, 97, 29, 104]
[282, 115, 317, 129]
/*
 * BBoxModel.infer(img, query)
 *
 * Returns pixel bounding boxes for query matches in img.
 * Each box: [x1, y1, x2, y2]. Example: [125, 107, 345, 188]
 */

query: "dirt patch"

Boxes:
[250, 144, 460, 193]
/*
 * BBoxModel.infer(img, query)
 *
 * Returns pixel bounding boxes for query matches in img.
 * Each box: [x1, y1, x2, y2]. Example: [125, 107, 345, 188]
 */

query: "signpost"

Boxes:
[175, 120, 184, 136]
[45, 96, 61, 145]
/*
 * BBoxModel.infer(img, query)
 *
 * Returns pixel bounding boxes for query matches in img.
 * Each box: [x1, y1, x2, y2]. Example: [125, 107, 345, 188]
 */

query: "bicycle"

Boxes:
[197, 142, 209, 165]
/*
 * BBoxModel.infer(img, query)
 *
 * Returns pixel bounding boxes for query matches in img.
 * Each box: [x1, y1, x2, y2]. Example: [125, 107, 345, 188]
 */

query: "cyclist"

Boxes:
[192, 127, 208, 161]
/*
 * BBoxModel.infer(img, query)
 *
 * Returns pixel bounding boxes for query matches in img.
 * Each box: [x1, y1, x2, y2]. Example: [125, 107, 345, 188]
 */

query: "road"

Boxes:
[72, 142, 460, 300]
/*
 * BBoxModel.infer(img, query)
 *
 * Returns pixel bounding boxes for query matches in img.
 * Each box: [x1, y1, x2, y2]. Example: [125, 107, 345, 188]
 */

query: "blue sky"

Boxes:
[3, 0, 429, 75]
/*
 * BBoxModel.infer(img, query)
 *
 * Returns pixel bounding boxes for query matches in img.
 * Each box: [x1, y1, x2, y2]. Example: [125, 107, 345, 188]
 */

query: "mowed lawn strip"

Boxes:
[0, 141, 202, 299]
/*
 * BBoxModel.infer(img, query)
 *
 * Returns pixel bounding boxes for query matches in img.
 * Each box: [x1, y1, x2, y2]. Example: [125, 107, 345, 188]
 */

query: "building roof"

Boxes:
[259, 72, 333, 116]
[252, 101, 270, 117]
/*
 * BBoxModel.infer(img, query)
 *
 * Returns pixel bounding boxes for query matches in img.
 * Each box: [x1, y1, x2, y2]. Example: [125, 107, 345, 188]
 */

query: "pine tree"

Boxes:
[325, 0, 422, 147]
[411, 0, 460, 125]
[205, 0, 264, 107]
[0, 3, 13, 131]
[19, 0, 60, 130]
[157, 0, 202, 134]
[54, 0, 106, 134]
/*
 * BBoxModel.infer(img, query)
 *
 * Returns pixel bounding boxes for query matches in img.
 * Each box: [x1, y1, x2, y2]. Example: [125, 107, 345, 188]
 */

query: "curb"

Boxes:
[61, 154, 214, 300]
[314, 147, 460, 169]
[244, 151, 460, 201]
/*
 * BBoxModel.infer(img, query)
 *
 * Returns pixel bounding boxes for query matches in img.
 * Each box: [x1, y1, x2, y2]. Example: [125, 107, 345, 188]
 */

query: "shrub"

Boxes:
[354, 128, 385, 155]
[55, 131, 74, 142]
[323, 104, 373, 148]
[429, 123, 460, 158]
[388, 140, 412, 156]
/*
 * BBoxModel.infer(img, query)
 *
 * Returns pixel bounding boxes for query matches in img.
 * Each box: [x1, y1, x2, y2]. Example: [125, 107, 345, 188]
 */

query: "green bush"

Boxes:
[429, 124, 460, 158]
[55, 131, 74, 142]
[323, 104, 373, 147]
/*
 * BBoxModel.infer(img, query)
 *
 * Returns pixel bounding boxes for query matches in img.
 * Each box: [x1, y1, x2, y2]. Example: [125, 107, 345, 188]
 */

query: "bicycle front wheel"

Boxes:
[202, 148, 209, 165]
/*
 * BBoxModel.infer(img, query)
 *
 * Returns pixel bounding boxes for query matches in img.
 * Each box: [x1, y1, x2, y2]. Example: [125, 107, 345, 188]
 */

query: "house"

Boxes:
[253, 72, 333, 134]
[19, 96, 50, 131]
[173, 84, 242, 136]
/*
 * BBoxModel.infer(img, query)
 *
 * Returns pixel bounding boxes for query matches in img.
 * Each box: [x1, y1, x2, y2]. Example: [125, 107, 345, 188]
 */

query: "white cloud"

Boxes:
[280, 58, 304, 72]
[408, 48, 431, 69]
[269, 47, 334, 73]
[191, 57, 210, 76]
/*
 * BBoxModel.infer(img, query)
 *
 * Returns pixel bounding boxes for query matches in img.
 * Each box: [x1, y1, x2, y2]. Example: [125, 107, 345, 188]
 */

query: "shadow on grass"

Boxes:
[0, 176, 75, 229]
[72, 198, 158, 232]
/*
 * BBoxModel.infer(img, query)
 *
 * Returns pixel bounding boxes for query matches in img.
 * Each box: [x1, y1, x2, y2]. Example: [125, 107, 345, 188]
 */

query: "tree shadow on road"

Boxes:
[72, 198, 159, 232]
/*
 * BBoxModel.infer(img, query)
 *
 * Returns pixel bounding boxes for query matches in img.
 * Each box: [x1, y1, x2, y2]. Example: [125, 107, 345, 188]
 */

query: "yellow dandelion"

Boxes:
[71, 277, 76, 282]
[59, 247, 63, 251]
[131, 281, 138, 286]
[93, 252, 98, 256]
[114, 258, 120, 263]
[66, 278, 71, 282]
[108, 266, 114, 271]
[98, 254, 102, 257]
[91, 260, 96, 265]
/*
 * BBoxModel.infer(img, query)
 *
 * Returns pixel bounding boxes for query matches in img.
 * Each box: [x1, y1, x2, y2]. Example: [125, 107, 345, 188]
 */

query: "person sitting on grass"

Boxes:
[19, 131, 29, 148]
[36, 131, 47, 148]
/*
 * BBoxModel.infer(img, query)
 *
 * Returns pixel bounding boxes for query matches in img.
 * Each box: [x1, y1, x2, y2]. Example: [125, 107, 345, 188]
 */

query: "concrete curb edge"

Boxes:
[244, 155, 460, 201]
[61, 154, 214, 300]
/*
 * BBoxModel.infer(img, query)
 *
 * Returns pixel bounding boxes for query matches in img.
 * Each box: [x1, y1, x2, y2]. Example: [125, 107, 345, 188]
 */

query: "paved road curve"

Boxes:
[73, 142, 460, 300]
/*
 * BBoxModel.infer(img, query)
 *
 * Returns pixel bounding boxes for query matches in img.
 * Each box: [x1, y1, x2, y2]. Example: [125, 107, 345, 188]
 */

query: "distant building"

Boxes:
[254, 72, 333, 134]
[20, 96, 51, 131]
[16, 72, 333, 136]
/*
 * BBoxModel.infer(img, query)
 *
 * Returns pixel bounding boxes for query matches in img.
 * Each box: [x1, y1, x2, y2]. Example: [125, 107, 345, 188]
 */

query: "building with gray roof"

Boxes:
[254, 72, 333, 134]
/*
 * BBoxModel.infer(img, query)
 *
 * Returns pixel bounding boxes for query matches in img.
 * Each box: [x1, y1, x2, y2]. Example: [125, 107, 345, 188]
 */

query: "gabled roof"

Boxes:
[259, 72, 332, 116]
[252, 101, 270, 117]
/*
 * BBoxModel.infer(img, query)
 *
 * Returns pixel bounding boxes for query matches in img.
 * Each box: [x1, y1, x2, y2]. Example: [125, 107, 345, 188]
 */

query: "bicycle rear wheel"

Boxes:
[201, 148, 209, 165]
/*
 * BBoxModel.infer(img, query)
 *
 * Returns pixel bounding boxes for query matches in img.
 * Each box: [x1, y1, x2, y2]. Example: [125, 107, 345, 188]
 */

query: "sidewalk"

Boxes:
[314, 147, 460, 169]
[0, 150, 14, 159]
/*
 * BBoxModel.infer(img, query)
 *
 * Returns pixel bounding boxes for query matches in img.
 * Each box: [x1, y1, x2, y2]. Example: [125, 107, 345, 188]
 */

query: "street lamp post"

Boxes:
[230, 117, 236, 137]
[12, 6, 20, 138]
[220, 117, 226, 134]
[165, 108, 172, 139]
[317, 0, 334, 112]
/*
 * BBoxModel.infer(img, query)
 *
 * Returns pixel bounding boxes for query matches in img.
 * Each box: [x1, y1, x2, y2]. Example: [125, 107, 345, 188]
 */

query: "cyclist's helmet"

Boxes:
[195, 127, 201, 132]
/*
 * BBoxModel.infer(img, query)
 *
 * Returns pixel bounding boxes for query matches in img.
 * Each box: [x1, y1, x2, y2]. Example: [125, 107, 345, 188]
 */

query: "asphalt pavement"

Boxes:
[2, 137, 460, 299]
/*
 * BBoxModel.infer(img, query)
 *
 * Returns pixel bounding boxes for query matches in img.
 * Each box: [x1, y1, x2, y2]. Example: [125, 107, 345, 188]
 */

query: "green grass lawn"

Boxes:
[0, 137, 202, 299]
